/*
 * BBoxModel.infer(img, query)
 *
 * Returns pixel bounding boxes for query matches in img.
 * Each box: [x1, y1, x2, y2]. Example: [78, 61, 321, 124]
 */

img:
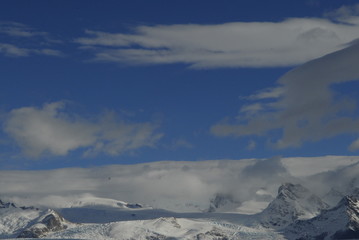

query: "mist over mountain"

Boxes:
[1, 156, 359, 239]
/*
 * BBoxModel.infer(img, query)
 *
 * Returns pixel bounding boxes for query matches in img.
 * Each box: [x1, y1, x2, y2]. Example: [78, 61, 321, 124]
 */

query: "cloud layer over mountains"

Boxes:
[1, 156, 358, 212]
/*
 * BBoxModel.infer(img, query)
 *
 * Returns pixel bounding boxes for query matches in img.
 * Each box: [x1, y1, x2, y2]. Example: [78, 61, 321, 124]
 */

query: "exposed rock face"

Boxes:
[208, 193, 241, 213]
[285, 195, 359, 240]
[125, 203, 143, 209]
[0, 199, 17, 209]
[17, 210, 68, 238]
[260, 183, 329, 229]
[0, 199, 39, 211]
[196, 228, 229, 240]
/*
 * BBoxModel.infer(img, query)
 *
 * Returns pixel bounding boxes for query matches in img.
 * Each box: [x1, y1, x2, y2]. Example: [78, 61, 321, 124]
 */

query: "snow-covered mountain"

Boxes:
[0, 200, 69, 239]
[259, 183, 329, 229]
[1, 156, 359, 239]
[63, 195, 146, 210]
[1, 182, 359, 239]
[285, 195, 359, 239]
[207, 193, 241, 213]
[17, 209, 69, 238]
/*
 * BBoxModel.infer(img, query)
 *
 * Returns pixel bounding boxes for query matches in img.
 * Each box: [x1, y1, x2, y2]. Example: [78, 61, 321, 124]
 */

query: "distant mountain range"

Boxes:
[1, 181, 359, 239]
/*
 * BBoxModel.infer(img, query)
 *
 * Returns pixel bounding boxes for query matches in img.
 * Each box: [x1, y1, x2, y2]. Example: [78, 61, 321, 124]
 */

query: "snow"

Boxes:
[1, 156, 359, 239]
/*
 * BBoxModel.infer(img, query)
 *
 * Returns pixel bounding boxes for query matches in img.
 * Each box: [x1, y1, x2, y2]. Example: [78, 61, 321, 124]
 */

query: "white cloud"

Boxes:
[76, 15, 359, 68]
[246, 87, 284, 100]
[0, 21, 48, 38]
[167, 138, 194, 150]
[211, 40, 359, 149]
[0, 43, 30, 57]
[1, 156, 357, 212]
[324, 4, 359, 24]
[0, 43, 63, 57]
[3, 102, 162, 158]
[240, 103, 263, 114]
[0, 158, 287, 211]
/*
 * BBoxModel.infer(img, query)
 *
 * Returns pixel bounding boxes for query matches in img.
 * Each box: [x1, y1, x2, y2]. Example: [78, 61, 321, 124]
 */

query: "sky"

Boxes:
[1, 0, 359, 170]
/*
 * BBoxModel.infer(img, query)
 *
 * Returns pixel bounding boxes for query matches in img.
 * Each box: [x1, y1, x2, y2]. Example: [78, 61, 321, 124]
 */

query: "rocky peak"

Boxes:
[260, 183, 329, 229]
[208, 193, 241, 213]
[0, 199, 16, 209]
[284, 195, 359, 239]
[277, 183, 309, 200]
[17, 209, 69, 238]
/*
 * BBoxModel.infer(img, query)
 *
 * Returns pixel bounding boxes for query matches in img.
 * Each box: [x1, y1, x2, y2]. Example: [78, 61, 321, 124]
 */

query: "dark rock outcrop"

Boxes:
[17, 210, 68, 238]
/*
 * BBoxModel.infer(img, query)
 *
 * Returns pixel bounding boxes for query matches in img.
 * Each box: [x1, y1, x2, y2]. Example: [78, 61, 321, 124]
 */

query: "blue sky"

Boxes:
[1, 0, 359, 170]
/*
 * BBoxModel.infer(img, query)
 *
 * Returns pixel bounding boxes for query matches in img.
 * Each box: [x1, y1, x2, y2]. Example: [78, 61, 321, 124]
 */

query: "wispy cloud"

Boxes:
[3, 102, 162, 158]
[246, 87, 285, 100]
[211, 40, 359, 149]
[75, 14, 359, 68]
[0, 21, 63, 58]
[324, 3, 359, 24]
[167, 138, 194, 150]
[0, 43, 63, 57]
[246, 140, 256, 151]
[0, 21, 48, 38]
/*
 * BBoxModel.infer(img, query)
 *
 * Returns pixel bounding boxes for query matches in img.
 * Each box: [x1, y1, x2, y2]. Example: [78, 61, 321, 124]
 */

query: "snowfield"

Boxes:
[1, 156, 359, 239]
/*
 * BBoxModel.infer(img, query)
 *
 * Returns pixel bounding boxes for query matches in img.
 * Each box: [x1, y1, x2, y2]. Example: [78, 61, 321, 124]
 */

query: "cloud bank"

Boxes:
[3, 102, 162, 158]
[76, 14, 359, 68]
[1, 156, 358, 212]
[211, 40, 359, 149]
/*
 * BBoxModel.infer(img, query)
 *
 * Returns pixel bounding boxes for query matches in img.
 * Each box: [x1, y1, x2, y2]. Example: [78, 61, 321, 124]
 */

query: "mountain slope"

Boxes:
[17, 209, 70, 238]
[259, 183, 329, 229]
[285, 195, 359, 239]
[0, 200, 70, 239]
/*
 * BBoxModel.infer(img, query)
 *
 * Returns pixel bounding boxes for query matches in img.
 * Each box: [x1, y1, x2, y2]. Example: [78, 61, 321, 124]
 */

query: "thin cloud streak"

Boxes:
[75, 17, 359, 68]
[0, 21, 63, 57]
[0, 43, 63, 57]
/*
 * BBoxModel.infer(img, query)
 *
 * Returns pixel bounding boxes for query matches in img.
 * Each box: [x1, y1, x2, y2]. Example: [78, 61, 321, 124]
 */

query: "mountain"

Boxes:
[323, 187, 344, 206]
[0, 200, 69, 239]
[1, 182, 359, 239]
[0, 199, 16, 209]
[17, 209, 69, 238]
[207, 193, 241, 213]
[285, 195, 359, 239]
[259, 183, 329, 229]
[64, 195, 146, 209]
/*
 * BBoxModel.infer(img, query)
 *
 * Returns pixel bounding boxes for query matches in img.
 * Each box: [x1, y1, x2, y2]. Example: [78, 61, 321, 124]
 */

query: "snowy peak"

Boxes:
[260, 183, 329, 228]
[334, 195, 359, 228]
[207, 193, 241, 212]
[0, 199, 70, 239]
[285, 195, 359, 239]
[277, 183, 321, 202]
[337, 195, 359, 209]
[67, 196, 146, 210]
[17, 209, 70, 238]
